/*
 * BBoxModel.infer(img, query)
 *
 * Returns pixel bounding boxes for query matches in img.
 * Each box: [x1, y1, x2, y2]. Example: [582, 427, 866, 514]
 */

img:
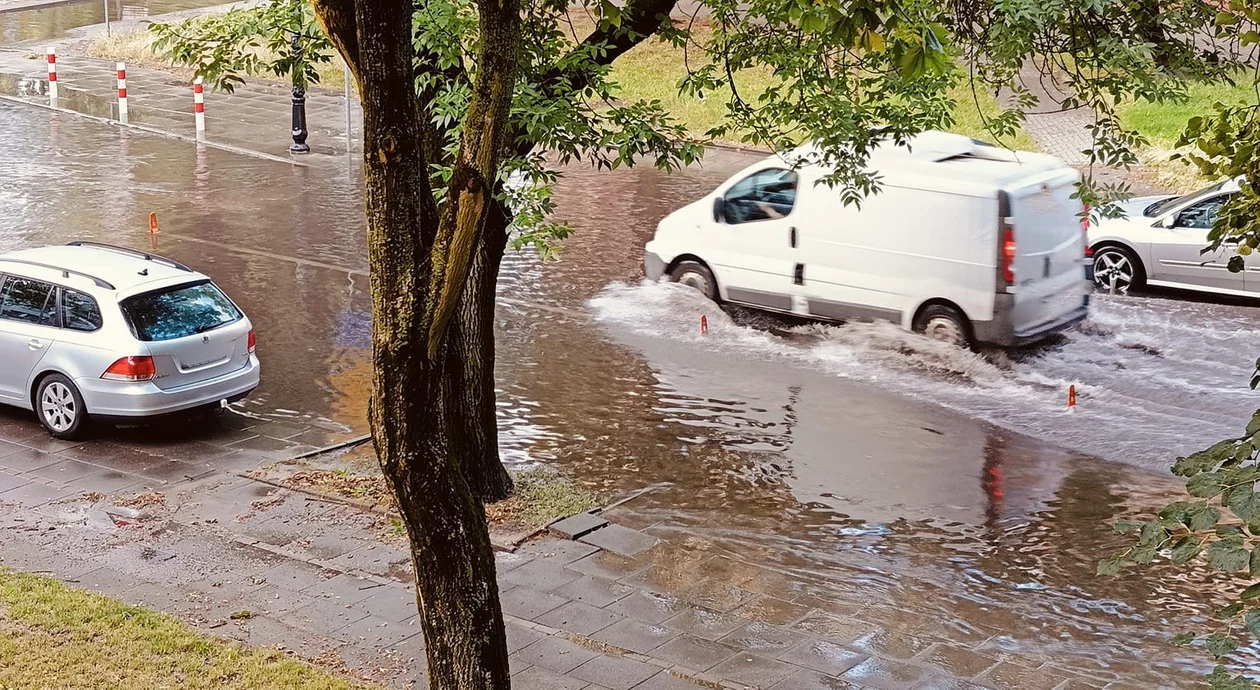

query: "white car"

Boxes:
[644, 131, 1091, 348]
[0, 242, 260, 439]
[1088, 178, 1253, 296]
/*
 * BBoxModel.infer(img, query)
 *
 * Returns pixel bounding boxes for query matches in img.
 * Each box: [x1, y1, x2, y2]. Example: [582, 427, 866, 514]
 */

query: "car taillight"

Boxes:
[247, 329, 256, 355]
[102, 356, 156, 382]
[1082, 203, 1092, 257]
[1002, 227, 1017, 285]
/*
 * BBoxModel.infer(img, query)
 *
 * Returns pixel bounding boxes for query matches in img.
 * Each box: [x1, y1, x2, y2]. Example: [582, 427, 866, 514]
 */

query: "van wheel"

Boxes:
[35, 374, 90, 440]
[669, 261, 718, 301]
[913, 305, 971, 349]
[1092, 245, 1145, 294]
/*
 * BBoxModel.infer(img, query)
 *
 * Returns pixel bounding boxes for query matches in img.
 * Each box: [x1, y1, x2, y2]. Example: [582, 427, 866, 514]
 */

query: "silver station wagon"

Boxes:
[0, 242, 260, 439]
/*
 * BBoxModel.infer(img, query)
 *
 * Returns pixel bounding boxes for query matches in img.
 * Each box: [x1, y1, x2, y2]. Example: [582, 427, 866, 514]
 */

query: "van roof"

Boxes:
[783, 131, 1072, 193]
[0, 244, 204, 297]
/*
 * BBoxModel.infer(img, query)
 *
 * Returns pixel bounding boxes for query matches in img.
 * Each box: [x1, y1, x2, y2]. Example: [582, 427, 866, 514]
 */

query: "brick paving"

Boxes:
[0, 405, 1155, 690]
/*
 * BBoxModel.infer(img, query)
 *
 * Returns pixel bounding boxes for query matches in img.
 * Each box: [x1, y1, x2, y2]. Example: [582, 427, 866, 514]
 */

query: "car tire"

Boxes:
[669, 261, 719, 301]
[1091, 245, 1145, 294]
[35, 374, 89, 440]
[913, 304, 972, 349]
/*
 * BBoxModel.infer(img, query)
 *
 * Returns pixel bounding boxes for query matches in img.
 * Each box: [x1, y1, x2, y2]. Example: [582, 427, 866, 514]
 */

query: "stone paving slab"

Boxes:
[0, 403, 1188, 690]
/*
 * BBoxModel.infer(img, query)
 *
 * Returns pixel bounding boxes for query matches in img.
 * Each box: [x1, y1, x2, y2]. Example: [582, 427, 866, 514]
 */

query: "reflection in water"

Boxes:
[0, 0, 226, 47]
[1, 101, 1256, 683]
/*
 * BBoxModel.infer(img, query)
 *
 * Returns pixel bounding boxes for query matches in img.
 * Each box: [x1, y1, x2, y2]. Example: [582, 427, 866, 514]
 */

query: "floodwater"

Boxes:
[0, 0, 225, 47]
[2, 101, 1259, 683]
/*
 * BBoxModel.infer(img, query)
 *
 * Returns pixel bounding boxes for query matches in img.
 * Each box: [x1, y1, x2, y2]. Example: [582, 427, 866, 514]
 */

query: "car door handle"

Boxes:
[789, 227, 798, 248]
[27, 339, 43, 351]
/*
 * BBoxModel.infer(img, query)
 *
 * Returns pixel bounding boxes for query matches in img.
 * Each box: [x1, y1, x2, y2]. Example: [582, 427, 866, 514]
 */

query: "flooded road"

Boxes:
[0, 0, 225, 46]
[2, 100, 1259, 683]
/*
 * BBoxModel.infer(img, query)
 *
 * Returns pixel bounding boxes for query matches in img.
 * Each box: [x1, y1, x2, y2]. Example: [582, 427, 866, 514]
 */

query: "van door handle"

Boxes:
[789, 227, 797, 248]
[793, 263, 805, 286]
[28, 339, 43, 351]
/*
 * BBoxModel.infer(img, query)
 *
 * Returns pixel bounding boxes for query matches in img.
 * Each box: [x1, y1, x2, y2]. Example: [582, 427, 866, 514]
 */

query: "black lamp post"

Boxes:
[289, 29, 310, 154]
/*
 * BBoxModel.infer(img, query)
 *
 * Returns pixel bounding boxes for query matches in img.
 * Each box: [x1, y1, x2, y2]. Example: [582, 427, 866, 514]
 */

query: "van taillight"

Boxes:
[247, 329, 256, 355]
[1002, 227, 1017, 284]
[1082, 203, 1092, 257]
[102, 356, 156, 382]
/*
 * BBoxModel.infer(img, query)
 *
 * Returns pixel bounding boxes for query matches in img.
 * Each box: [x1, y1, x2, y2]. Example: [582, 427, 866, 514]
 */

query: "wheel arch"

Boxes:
[29, 368, 79, 412]
[910, 298, 975, 341]
[665, 255, 723, 299]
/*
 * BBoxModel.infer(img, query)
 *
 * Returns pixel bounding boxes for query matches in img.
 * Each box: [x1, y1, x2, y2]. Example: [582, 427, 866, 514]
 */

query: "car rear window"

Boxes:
[121, 280, 242, 342]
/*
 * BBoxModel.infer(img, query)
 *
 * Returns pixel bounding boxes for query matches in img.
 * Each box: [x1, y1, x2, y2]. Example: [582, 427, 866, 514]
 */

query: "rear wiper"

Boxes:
[195, 321, 231, 334]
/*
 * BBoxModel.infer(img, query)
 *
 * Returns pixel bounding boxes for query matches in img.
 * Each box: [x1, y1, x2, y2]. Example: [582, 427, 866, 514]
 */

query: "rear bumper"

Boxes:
[77, 355, 260, 419]
[973, 294, 1089, 347]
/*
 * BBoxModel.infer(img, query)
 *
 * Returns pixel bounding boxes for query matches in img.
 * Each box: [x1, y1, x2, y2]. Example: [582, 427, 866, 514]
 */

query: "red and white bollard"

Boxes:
[116, 61, 128, 123]
[193, 76, 205, 140]
[45, 47, 57, 106]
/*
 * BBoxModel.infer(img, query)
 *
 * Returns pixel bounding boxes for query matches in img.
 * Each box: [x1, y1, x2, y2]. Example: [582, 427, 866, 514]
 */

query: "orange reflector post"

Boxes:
[700, 315, 708, 336]
[1067, 384, 1077, 409]
[148, 212, 159, 234]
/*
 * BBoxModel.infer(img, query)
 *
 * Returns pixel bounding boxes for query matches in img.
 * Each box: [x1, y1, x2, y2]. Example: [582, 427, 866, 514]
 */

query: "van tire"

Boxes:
[1091, 244, 1145, 294]
[669, 261, 719, 302]
[913, 304, 971, 349]
[34, 374, 90, 440]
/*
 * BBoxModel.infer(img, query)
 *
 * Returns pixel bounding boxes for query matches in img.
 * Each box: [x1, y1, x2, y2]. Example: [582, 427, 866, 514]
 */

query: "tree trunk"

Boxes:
[310, 0, 514, 686]
[449, 199, 514, 503]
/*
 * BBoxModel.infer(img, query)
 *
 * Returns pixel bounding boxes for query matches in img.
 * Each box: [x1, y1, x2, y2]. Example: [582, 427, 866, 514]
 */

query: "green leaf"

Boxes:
[1242, 582, 1260, 600]
[1209, 539, 1251, 572]
[1251, 546, 1260, 576]
[1246, 609, 1260, 637]
[1247, 410, 1260, 437]
[1171, 536, 1203, 565]
[1170, 631, 1196, 646]
[1217, 11, 1240, 26]
[1189, 505, 1222, 531]
[1096, 555, 1124, 576]
[1207, 665, 1252, 690]
[1228, 484, 1258, 521]
[1138, 520, 1165, 546]
[1188, 472, 1228, 498]
[1113, 519, 1143, 535]
[1206, 632, 1239, 658]
[1216, 602, 1245, 619]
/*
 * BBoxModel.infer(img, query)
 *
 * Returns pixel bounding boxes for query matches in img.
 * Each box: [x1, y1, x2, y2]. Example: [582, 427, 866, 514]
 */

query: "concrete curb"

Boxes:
[0, 92, 309, 167]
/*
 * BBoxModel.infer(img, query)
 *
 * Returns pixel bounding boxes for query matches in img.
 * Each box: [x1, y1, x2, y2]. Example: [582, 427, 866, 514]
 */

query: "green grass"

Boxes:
[1118, 79, 1256, 148]
[599, 22, 1036, 150]
[0, 570, 369, 690]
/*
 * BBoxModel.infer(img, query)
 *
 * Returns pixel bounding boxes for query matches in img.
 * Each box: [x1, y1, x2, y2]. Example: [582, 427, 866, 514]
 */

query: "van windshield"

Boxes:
[121, 280, 242, 342]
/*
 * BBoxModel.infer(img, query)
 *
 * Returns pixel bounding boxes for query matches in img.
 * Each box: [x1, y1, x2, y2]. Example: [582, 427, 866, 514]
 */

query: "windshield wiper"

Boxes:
[195, 320, 231, 334]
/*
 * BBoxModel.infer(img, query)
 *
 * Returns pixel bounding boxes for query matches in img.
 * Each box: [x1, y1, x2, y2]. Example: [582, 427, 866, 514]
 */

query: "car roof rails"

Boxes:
[0, 258, 116, 290]
[66, 241, 193, 273]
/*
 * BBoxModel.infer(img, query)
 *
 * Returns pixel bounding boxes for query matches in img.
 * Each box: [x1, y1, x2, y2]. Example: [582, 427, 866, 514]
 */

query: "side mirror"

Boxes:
[1155, 215, 1175, 229]
[713, 196, 726, 223]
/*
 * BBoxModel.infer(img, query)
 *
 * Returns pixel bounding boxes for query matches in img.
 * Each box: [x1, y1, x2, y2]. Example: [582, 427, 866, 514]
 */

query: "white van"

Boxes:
[643, 131, 1092, 348]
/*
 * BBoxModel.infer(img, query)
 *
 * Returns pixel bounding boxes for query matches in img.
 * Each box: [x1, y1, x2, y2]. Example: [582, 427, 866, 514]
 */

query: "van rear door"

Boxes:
[1005, 170, 1090, 338]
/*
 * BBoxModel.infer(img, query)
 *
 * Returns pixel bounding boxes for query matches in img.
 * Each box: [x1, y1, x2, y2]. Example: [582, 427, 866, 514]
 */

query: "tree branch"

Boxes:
[425, 0, 523, 358]
[309, 0, 361, 89]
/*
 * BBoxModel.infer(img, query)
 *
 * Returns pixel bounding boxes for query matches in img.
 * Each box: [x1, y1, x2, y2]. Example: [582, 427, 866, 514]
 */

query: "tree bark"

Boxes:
[310, 0, 514, 686]
[448, 199, 513, 503]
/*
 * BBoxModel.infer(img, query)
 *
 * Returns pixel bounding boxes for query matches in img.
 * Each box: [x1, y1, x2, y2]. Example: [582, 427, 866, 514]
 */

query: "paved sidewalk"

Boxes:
[0, 46, 359, 161]
[0, 406, 1165, 690]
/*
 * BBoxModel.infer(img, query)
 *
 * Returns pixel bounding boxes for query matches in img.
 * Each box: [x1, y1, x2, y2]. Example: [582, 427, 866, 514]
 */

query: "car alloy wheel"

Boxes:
[40, 381, 77, 433]
[1093, 248, 1136, 293]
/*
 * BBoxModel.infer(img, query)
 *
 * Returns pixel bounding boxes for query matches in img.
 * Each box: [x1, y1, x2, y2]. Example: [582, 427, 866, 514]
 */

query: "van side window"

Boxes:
[62, 289, 103, 332]
[723, 169, 798, 224]
[1174, 194, 1230, 230]
[0, 276, 57, 326]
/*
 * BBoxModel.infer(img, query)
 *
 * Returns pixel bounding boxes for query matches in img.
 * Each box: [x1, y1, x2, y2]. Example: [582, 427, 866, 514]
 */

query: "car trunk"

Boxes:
[1006, 171, 1089, 334]
[120, 280, 252, 390]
